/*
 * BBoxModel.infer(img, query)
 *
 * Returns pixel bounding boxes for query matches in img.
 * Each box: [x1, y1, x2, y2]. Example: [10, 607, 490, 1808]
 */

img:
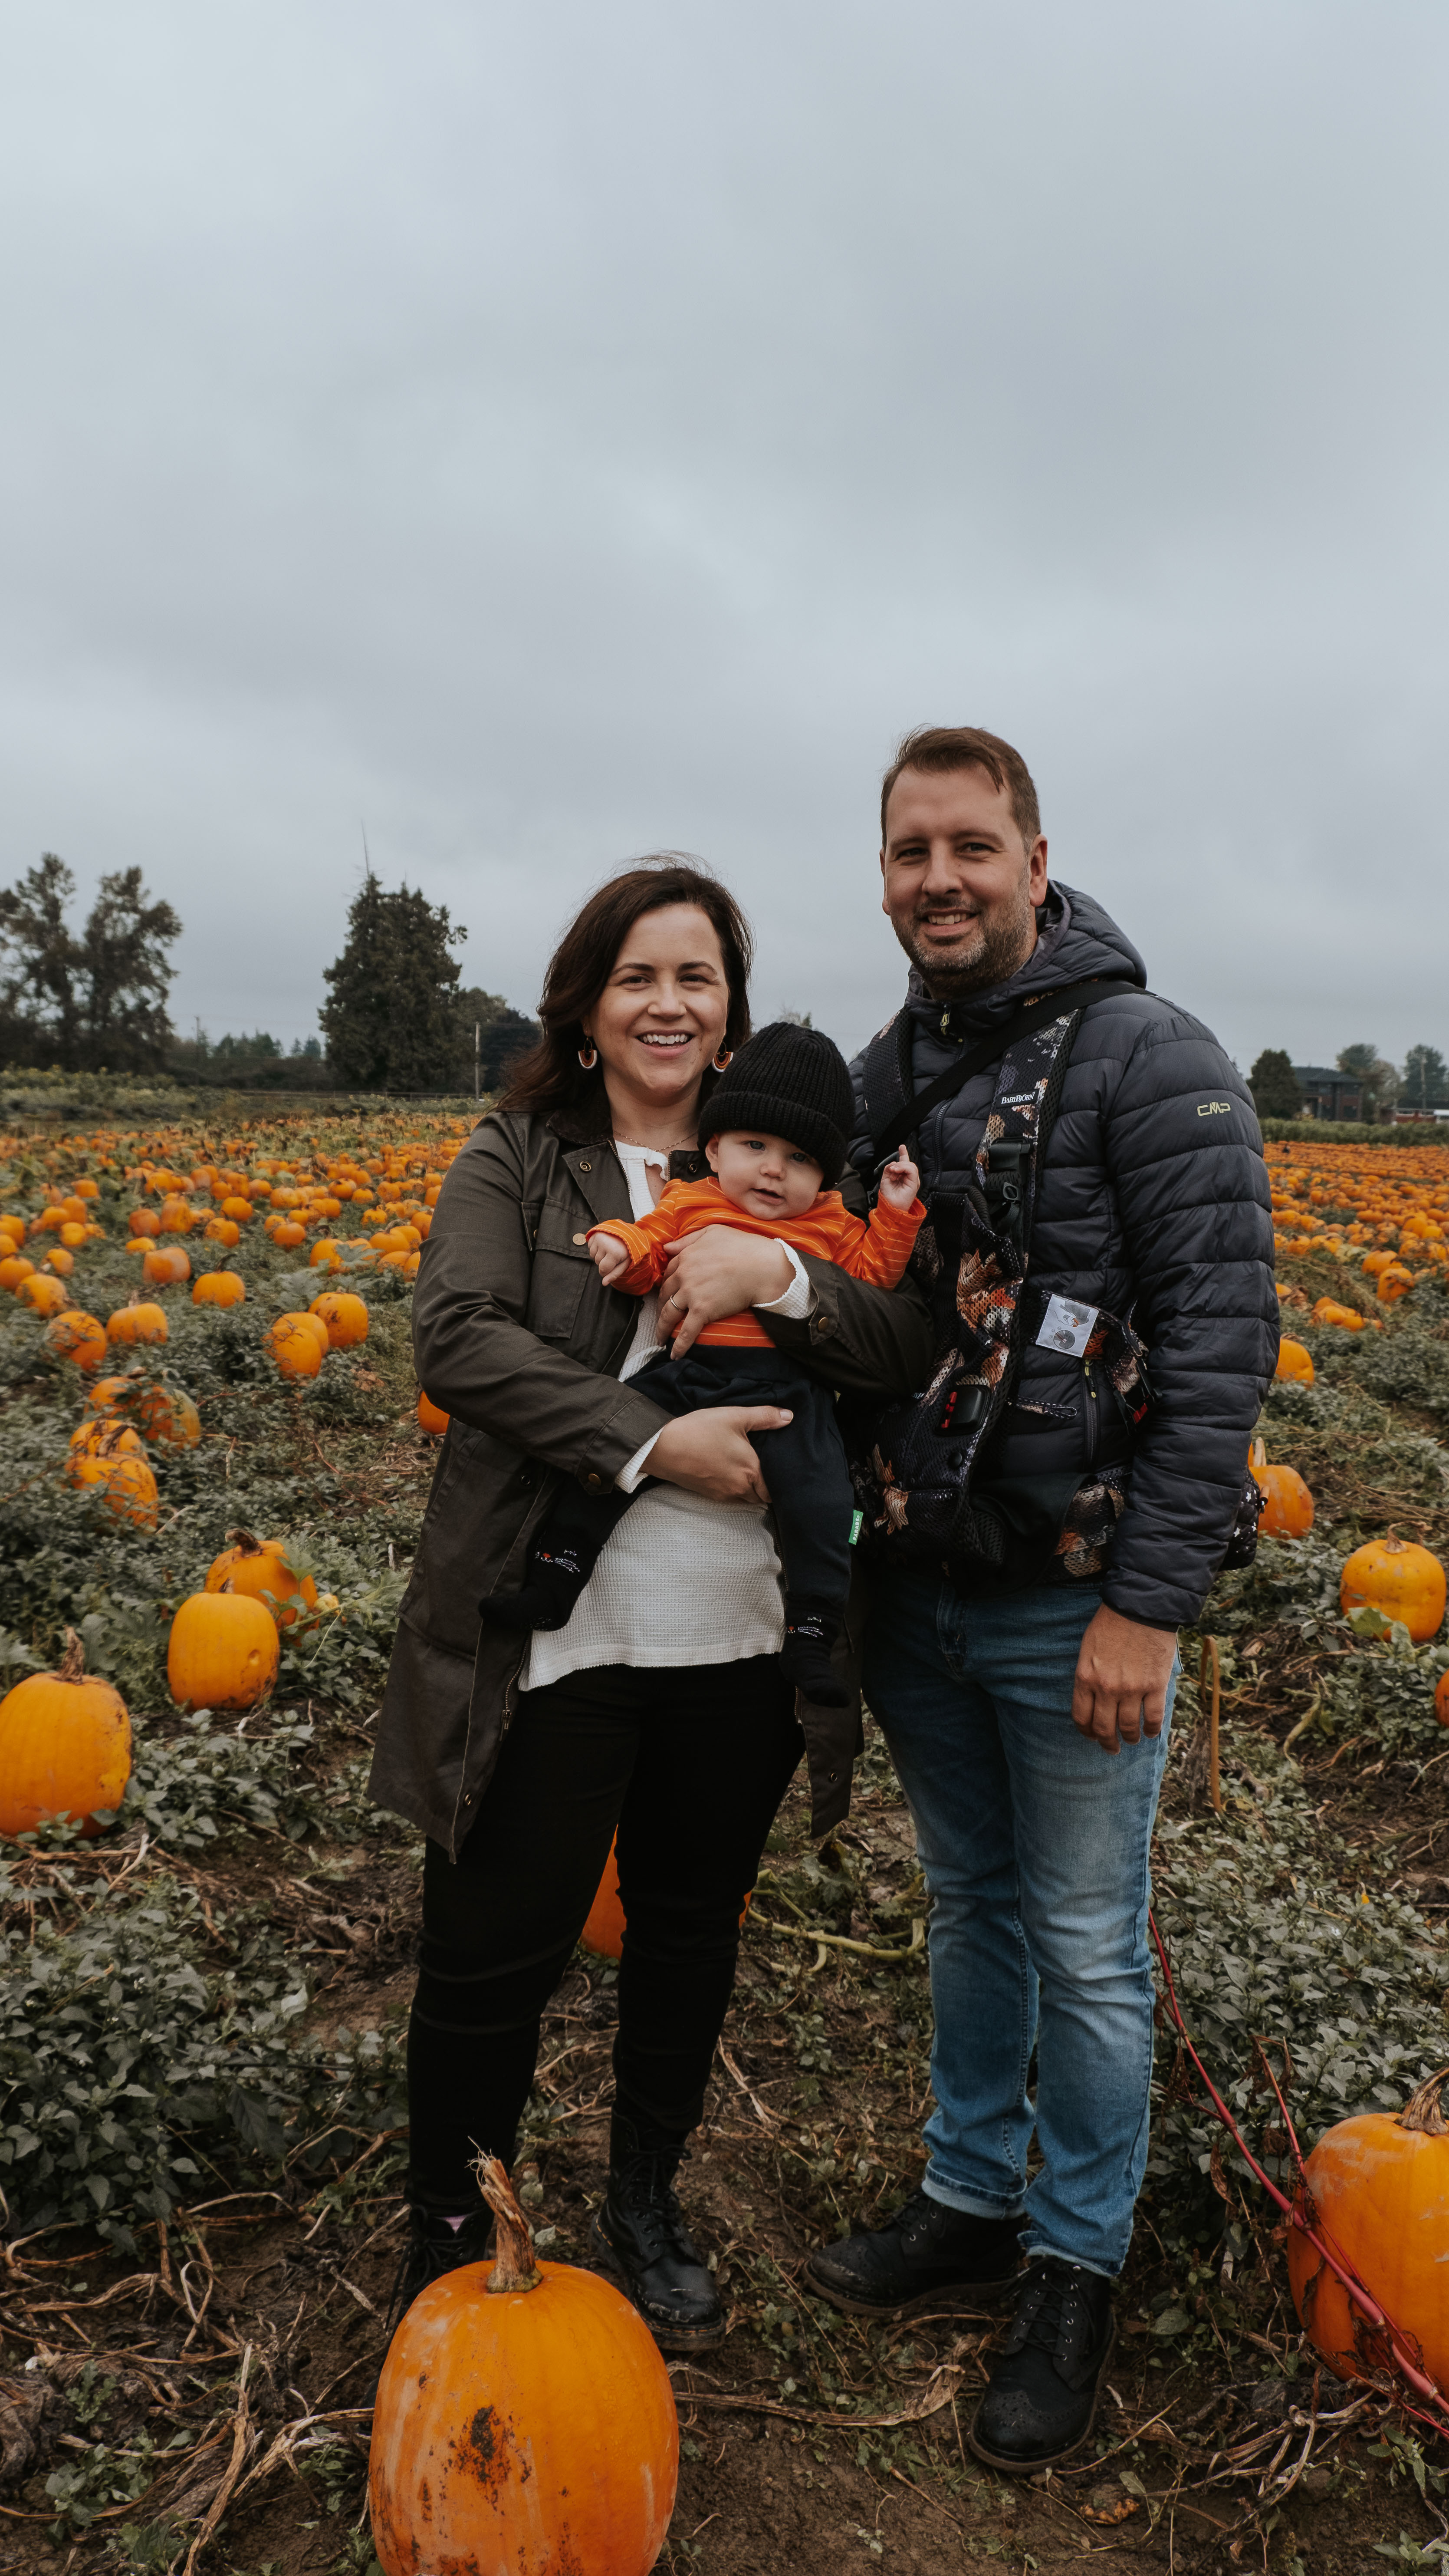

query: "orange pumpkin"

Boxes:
[1340, 1534, 1446, 1642]
[1249, 1437, 1314, 1539]
[1377, 1264, 1415, 1305]
[167, 1589, 280, 1711]
[309, 1290, 369, 1349]
[264, 1312, 325, 1379]
[369, 2158, 677, 2576]
[44, 1309, 108, 1371]
[582, 1834, 627, 1960]
[1436, 1671, 1449, 1728]
[1275, 1338, 1315, 1384]
[95, 1453, 159, 1525]
[66, 1421, 145, 1484]
[126, 1207, 161, 1237]
[0, 1255, 35, 1291]
[1287, 2068, 1449, 2392]
[309, 1238, 344, 1270]
[19, 1273, 68, 1317]
[40, 1246, 75, 1277]
[416, 1390, 449, 1436]
[0, 1631, 131, 1839]
[137, 1382, 201, 1448]
[106, 1298, 169, 1347]
[206, 1530, 318, 1627]
[143, 1245, 191, 1287]
[192, 1270, 246, 1308]
[1310, 1299, 1364, 1333]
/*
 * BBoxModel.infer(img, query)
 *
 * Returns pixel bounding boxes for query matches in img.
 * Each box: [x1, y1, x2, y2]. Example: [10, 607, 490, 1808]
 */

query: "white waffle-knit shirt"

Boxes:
[519, 1140, 812, 1690]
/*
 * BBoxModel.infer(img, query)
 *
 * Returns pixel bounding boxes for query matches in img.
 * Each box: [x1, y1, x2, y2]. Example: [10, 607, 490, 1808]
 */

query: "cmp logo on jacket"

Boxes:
[1196, 1099, 1233, 1117]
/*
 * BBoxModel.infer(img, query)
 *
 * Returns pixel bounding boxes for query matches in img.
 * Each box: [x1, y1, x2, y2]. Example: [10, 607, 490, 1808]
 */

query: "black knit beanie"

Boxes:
[703, 1021, 855, 1189]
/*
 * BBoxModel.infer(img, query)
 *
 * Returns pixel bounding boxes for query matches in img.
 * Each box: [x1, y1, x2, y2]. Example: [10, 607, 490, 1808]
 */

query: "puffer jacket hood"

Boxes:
[848, 879, 1277, 1630]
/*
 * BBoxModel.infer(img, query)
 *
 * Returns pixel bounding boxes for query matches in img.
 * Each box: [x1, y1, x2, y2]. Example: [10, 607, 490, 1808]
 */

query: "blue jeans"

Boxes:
[862, 1569, 1176, 2279]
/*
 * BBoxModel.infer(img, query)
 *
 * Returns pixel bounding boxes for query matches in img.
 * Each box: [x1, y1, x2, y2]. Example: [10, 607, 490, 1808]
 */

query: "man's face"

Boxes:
[880, 764, 1049, 997]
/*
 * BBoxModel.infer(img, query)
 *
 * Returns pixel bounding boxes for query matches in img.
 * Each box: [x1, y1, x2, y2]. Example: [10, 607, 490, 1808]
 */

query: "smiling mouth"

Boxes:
[918, 909, 982, 935]
[637, 1032, 694, 1049]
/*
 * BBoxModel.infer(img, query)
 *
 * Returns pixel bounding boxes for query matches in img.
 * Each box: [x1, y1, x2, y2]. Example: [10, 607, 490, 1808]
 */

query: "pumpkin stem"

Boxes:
[473, 2152, 542, 2293]
[1400, 2067, 1449, 2135]
[57, 1627, 86, 1684]
[223, 1528, 262, 1555]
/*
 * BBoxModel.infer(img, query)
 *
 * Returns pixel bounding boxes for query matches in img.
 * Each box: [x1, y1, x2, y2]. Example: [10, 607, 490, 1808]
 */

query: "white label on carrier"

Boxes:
[1036, 1295, 1098, 1357]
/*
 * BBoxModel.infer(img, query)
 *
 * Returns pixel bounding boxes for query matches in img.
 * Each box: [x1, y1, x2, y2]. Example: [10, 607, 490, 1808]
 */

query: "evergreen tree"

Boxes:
[1401, 1044, 1449, 1112]
[0, 853, 180, 1071]
[320, 874, 467, 1091]
[453, 985, 542, 1093]
[1248, 1049, 1302, 1118]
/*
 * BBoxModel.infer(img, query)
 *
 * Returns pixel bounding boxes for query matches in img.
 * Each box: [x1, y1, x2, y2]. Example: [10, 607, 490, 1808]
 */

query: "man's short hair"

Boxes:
[880, 725, 1042, 850]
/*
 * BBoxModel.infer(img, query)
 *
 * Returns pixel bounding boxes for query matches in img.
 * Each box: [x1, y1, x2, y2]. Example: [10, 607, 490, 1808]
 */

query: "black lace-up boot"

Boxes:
[591, 2115, 725, 2352]
[806, 2185, 1025, 2319]
[969, 2256, 1116, 2471]
[381, 2203, 496, 2352]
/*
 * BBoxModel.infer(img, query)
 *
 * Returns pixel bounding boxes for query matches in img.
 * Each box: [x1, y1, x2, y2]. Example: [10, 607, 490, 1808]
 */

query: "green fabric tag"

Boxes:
[849, 1510, 863, 1546]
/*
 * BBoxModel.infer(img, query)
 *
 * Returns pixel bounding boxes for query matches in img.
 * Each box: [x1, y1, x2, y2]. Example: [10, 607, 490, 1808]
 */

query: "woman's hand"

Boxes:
[647, 1405, 791, 1504]
[658, 1225, 794, 1354]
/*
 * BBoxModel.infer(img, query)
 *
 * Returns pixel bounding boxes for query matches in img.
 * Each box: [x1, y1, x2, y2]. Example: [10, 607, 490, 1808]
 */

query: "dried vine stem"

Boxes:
[473, 2150, 541, 2293]
[1401, 2066, 1449, 2135]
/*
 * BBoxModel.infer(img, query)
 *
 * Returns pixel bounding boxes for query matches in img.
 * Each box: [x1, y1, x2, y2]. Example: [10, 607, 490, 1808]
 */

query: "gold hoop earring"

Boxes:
[578, 1040, 599, 1071]
[711, 1046, 733, 1073]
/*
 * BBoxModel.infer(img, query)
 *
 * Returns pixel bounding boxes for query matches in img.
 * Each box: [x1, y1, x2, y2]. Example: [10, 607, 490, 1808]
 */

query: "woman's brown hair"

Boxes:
[499, 856, 754, 1130]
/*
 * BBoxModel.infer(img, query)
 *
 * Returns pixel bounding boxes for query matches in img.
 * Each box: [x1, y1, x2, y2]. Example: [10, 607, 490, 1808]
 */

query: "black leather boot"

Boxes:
[806, 2185, 1025, 2319]
[969, 2257, 1116, 2472]
[591, 2116, 725, 2352]
[376, 2203, 496, 2385]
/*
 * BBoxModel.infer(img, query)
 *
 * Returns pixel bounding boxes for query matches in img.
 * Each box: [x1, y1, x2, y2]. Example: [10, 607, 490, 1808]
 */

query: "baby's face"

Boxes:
[706, 1130, 825, 1220]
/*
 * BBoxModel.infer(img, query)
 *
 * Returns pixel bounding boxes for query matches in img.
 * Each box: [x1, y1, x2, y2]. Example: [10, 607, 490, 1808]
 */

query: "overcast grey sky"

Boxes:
[1, 1, 1445, 1072]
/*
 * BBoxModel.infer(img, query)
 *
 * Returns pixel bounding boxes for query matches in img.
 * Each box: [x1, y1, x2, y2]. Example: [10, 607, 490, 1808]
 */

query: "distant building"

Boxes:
[1292, 1066, 1367, 1120]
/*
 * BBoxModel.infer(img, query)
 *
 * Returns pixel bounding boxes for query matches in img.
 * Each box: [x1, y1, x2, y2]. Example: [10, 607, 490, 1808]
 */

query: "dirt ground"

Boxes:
[1, 1725, 1444, 2576]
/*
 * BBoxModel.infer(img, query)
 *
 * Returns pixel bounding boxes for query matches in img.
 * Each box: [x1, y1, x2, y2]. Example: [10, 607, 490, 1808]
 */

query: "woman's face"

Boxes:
[587, 904, 731, 1121]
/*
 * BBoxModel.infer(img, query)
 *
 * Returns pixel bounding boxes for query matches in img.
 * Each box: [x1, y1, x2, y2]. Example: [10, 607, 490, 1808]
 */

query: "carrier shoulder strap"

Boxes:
[859, 976, 1142, 1175]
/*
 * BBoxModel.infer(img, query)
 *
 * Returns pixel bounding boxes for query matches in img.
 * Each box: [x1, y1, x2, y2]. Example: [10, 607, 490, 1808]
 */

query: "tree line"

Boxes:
[1249, 1044, 1449, 1121]
[0, 855, 540, 1095]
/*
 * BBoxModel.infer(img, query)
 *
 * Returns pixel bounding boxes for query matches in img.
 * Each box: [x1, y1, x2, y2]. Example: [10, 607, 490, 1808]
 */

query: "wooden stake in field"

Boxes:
[1199, 1634, 1222, 1812]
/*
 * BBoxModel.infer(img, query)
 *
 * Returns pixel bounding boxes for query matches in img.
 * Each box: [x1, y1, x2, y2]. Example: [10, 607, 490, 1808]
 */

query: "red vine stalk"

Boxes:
[1147, 1910, 1449, 2435]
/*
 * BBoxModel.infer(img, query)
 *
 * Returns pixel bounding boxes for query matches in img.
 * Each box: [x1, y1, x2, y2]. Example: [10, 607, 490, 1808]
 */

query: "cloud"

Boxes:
[0, 0, 1444, 1069]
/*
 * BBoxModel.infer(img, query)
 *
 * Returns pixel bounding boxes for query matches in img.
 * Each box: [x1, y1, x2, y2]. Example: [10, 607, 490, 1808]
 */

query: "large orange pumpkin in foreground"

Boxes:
[0, 1631, 131, 1838]
[1340, 1534, 1446, 1642]
[168, 1589, 280, 1711]
[582, 1833, 628, 1960]
[1288, 2067, 1449, 2392]
[206, 1530, 318, 1627]
[370, 2158, 677, 2576]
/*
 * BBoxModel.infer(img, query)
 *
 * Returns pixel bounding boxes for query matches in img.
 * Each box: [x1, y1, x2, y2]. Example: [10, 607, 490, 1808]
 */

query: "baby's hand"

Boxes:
[588, 1230, 630, 1286]
[879, 1145, 921, 1210]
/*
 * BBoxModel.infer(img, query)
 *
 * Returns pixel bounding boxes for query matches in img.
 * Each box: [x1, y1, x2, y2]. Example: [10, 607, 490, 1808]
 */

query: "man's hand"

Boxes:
[588, 1230, 630, 1286]
[658, 1225, 794, 1355]
[647, 1405, 790, 1504]
[1071, 1603, 1178, 1755]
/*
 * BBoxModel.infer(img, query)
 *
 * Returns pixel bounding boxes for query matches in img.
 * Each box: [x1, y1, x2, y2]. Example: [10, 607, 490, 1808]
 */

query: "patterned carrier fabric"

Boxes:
[851, 1011, 1153, 1581]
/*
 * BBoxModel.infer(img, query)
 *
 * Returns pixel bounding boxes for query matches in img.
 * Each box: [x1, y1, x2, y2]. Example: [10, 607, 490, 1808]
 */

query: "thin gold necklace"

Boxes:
[612, 1133, 696, 1154]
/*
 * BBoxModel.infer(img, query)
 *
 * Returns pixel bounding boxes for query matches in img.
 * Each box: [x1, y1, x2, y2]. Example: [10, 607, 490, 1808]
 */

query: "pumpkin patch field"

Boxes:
[2, 1115, 1449, 2576]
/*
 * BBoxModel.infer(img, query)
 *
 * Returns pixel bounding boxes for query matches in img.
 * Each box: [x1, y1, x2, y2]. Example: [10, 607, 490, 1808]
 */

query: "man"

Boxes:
[805, 725, 1277, 2472]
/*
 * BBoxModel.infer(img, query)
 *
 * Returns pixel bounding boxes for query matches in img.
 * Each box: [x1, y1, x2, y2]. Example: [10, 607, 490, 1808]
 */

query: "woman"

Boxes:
[371, 856, 931, 2352]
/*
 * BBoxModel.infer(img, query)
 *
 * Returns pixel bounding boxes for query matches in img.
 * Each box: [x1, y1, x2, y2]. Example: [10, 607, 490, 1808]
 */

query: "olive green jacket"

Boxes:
[368, 1107, 934, 1857]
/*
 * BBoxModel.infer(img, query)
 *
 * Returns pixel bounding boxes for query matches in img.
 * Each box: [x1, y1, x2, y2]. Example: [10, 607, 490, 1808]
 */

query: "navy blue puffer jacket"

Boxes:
[846, 882, 1279, 1630]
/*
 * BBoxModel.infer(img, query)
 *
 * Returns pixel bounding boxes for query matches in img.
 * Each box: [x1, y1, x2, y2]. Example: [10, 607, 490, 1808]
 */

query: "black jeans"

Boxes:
[406, 1654, 802, 2210]
[534, 1347, 855, 1610]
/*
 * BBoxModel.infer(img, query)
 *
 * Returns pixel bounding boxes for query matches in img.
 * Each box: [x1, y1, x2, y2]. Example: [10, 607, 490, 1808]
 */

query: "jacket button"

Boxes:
[813, 1315, 837, 1341]
[586, 1471, 603, 1489]
[572, 1232, 589, 1245]
[579, 1159, 592, 1173]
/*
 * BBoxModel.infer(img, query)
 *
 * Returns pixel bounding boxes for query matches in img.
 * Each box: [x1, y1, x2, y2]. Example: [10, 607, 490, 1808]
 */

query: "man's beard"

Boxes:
[895, 881, 1038, 998]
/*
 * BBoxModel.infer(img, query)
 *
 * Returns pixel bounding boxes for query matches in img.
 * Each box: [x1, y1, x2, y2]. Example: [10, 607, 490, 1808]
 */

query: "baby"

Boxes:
[488, 1021, 923, 1703]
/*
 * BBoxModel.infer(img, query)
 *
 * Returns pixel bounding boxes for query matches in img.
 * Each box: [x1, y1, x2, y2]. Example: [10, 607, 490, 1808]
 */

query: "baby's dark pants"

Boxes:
[544, 1344, 854, 1608]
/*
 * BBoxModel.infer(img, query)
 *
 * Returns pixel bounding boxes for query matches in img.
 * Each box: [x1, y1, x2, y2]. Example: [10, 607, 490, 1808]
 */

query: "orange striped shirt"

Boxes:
[590, 1176, 925, 1348]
